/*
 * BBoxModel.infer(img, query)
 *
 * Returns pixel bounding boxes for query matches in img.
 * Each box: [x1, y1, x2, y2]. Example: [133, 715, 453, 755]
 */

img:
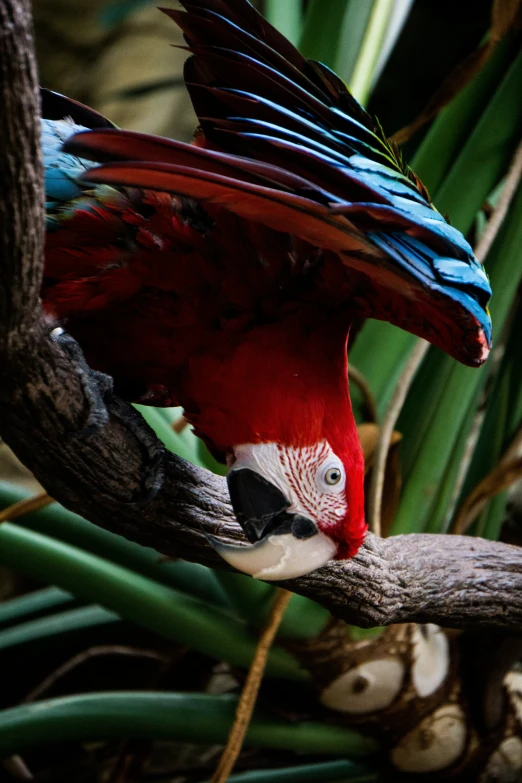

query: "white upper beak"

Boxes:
[207, 531, 337, 580]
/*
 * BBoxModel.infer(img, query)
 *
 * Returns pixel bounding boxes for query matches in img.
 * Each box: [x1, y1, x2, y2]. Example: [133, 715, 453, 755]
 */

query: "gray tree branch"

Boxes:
[1, 0, 522, 635]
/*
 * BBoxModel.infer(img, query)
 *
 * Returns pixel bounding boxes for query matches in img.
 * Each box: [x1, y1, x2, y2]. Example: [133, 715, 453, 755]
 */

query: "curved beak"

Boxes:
[207, 530, 337, 580]
[208, 468, 337, 580]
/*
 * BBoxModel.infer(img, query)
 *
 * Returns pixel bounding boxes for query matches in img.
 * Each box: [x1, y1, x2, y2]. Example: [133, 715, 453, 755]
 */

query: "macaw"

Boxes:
[41, 0, 492, 581]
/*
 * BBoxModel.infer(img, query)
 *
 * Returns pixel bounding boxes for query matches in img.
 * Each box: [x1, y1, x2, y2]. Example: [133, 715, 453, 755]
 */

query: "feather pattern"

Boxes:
[40, 3, 493, 562]
[42, 0, 492, 428]
[59, 0, 491, 366]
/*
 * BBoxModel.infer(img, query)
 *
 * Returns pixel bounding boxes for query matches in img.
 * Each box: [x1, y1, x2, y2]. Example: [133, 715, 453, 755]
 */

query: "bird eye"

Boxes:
[317, 456, 346, 494]
[325, 467, 342, 485]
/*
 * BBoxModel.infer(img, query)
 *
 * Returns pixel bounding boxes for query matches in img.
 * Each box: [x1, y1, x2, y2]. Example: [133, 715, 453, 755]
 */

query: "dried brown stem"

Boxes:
[453, 425, 522, 534]
[23, 646, 170, 704]
[475, 137, 522, 264]
[391, 1, 522, 145]
[211, 589, 292, 783]
[0, 493, 54, 523]
[2, 757, 33, 781]
[348, 366, 378, 423]
[367, 338, 429, 537]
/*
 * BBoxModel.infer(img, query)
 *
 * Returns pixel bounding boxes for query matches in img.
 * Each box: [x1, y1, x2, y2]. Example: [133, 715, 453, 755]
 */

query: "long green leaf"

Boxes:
[434, 46, 522, 234]
[0, 523, 305, 680]
[134, 404, 206, 467]
[0, 586, 76, 629]
[279, 593, 330, 639]
[145, 405, 226, 475]
[213, 570, 275, 625]
[480, 491, 509, 540]
[349, 0, 395, 105]
[412, 35, 520, 194]
[264, 0, 302, 46]
[459, 296, 522, 539]
[393, 181, 522, 534]
[298, 0, 353, 70]
[334, 1, 375, 85]
[424, 396, 481, 534]
[350, 326, 415, 420]
[0, 482, 230, 609]
[0, 692, 376, 757]
[207, 761, 377, 783]
[0, 605, 120, 650]
[351, 41, 522, 423]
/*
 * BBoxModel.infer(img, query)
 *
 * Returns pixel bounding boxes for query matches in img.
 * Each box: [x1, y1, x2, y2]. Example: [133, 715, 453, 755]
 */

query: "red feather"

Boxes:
[42, 0, 492, 564]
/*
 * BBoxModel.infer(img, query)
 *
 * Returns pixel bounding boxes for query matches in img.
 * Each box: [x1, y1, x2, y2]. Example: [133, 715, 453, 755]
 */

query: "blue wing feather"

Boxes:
[47, 1, 493, 366]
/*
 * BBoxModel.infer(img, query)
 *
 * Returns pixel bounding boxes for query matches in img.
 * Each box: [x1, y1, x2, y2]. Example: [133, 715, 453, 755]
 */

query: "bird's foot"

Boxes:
[51, 327, 165, 504]
[51, 327, 112, 438]
[107, 396, 166, 506]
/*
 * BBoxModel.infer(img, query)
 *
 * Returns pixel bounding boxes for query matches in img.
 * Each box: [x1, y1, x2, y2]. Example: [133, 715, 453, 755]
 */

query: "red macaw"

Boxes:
[41, 0, 492, 580]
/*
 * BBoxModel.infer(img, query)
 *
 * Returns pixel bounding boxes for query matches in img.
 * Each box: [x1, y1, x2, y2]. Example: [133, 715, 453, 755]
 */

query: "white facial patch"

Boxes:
[229, 441, 348, 530]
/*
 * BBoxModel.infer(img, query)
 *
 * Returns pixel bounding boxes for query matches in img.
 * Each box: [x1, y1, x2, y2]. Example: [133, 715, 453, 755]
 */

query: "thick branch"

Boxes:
[1, 0, 522, 636]
[2, 351, 522, 633]
[0, 0, 44, 354]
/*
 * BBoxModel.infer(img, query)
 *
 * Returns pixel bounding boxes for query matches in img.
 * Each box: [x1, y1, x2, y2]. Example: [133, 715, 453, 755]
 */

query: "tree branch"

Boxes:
[1, 0, 522, 636]
[0, 0, 44, 354]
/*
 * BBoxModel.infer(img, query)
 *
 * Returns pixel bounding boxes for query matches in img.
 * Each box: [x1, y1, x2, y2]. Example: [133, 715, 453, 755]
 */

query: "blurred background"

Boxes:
[33, 0, 491, 145]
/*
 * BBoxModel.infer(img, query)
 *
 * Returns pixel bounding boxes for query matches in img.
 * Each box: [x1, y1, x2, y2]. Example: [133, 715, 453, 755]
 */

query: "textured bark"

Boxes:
[0, 0, 44, 353]
[1, 0, 522, 635]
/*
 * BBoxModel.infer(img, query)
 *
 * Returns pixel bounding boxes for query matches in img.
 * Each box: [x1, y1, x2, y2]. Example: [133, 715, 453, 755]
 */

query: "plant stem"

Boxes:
[367, 339, 429, 536]
[211, 589, 293, 783]
[0, 492, 53, 522]
[474, 137, 522, 263]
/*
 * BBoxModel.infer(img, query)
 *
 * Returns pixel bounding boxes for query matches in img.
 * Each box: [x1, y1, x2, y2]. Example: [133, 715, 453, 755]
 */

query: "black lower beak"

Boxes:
[227, 468, 318, 543]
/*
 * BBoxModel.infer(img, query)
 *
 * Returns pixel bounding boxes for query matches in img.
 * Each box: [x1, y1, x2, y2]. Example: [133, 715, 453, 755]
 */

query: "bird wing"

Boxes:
[61, 0, 491, 366]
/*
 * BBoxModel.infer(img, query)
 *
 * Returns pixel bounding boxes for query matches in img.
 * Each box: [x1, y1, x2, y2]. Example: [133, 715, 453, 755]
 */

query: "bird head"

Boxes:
[202, 314, 366, 581]
[209, 437, 365, 580]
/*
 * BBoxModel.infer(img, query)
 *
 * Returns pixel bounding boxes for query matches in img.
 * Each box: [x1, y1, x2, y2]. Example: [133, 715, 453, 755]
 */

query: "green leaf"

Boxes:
[264, 0, 302, 46]
[0, 586, 76, 629]
[334, 1, 375, 85]
[208, 760, 377, 783]
[213, 570, 275, 625]
[278, 593, 330, 639]
[433, 46, 522, 235]
[350, 325, 415, 420]
[0, 481, 230, 609]
[423, 397, 481, 534]
[412, 35, 520, 194]
[133, 405, 206, 468]
[458, 297, 522, 539]
[0, 692, 377, 757]
[0, 605, 120, 651]
[149, 406, 226, 475]
[348, 0, 395, 105]
[0, 523, 305, 680]
[480, 490, 509, 540]
[298, 0, 354, 71]
[393, 181, 522, 535]
[350, 40, 522, 418]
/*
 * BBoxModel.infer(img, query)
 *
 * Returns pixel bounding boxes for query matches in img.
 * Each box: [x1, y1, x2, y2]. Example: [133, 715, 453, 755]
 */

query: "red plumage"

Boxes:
[41, 0, 491, 573]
